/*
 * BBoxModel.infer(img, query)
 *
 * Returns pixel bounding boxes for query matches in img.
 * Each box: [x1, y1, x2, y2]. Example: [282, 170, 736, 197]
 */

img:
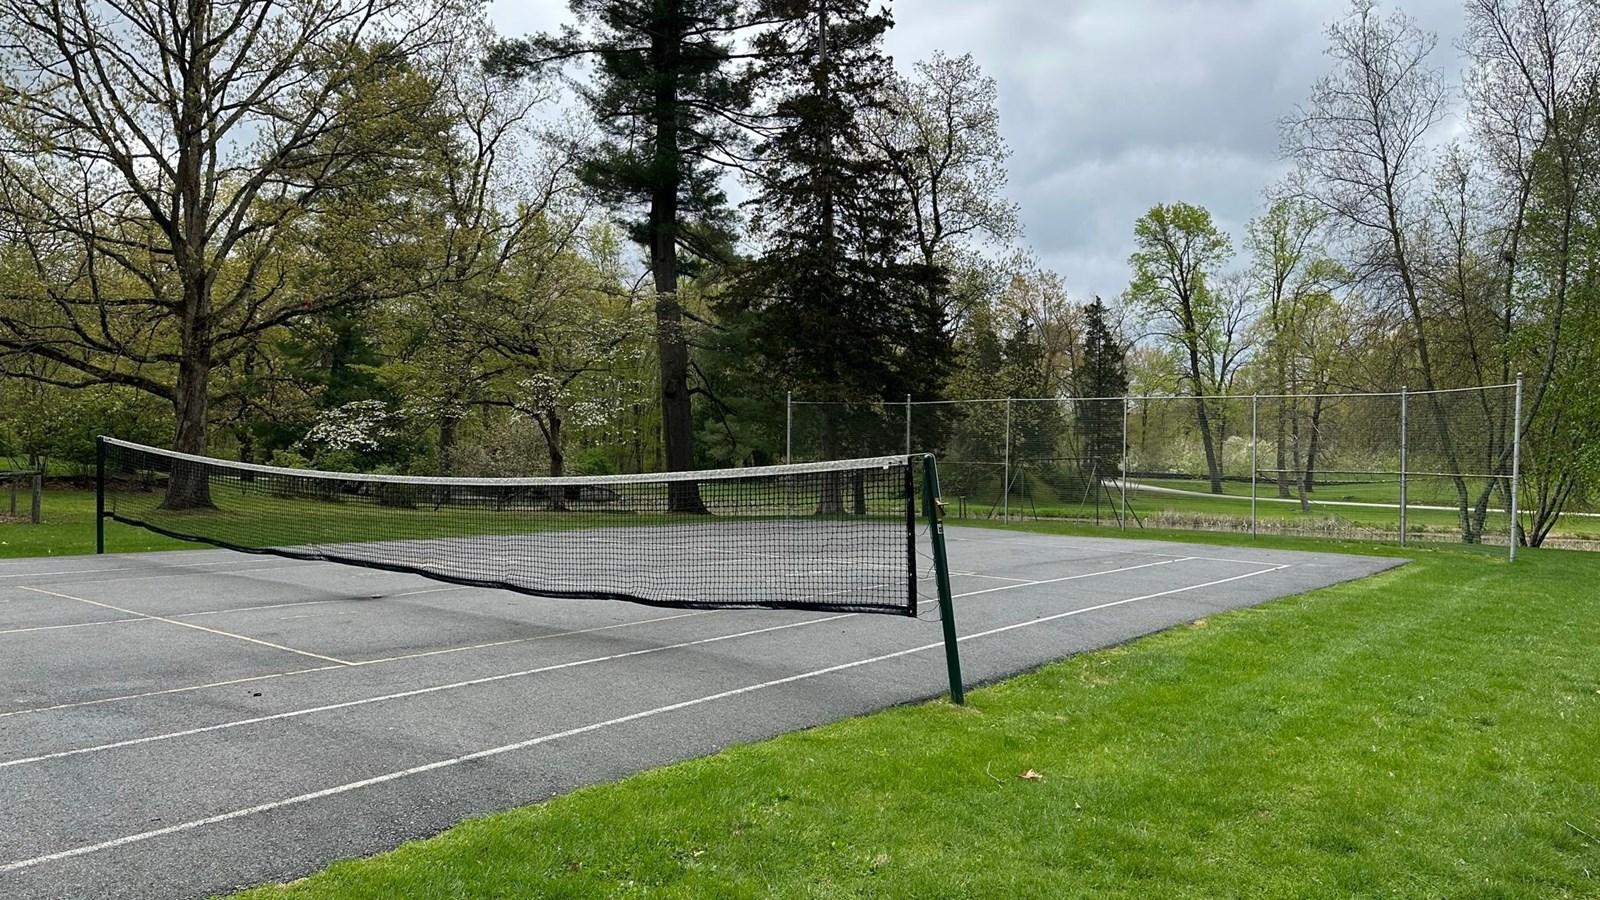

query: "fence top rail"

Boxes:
[789, 383, 1517, 406]
[0, 469, 42, 477]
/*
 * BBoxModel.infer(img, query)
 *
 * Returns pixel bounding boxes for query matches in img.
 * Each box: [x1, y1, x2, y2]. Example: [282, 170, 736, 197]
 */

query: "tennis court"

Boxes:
[0, 527, 1399, 899]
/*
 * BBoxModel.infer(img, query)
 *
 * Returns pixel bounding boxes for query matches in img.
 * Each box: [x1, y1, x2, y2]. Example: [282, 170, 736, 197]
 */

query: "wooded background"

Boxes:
[0, 0, 1594, 542]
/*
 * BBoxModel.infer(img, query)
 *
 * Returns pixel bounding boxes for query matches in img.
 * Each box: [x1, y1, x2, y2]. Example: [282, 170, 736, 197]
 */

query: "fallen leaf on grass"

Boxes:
[1018, 769, 1044, 781]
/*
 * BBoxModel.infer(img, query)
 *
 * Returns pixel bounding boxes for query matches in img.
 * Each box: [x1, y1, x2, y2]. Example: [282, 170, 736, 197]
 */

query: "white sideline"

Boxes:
[0, 563, 1286, 875]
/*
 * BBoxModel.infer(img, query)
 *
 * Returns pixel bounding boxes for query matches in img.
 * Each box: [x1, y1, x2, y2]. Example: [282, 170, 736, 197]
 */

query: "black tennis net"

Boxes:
[98, 438, 921, 615]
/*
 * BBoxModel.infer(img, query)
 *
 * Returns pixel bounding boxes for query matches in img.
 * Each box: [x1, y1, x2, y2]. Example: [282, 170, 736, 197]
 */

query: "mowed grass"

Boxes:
[0, 489, 192, 557]
[229, 532, 1600, 899]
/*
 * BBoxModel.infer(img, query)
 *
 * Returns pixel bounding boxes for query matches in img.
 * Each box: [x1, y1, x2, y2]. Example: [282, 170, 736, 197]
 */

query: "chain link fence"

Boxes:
[788, 382, 1529, 556]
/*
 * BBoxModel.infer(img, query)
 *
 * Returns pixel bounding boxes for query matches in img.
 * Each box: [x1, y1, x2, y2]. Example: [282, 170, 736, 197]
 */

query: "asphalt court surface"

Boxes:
[0, 527, 1402, 899]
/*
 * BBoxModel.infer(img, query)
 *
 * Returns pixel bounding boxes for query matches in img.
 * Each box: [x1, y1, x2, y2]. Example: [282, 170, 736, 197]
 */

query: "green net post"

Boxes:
[95, 436, 105, 554]
[922, 454, 964, 704]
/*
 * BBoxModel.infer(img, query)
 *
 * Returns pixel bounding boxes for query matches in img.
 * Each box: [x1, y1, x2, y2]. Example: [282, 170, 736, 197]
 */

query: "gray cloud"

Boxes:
[489, 0, 1468, 301]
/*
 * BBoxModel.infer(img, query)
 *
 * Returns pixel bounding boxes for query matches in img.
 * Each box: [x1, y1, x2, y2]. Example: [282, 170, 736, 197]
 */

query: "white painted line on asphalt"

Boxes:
[0, 616, 152, 635]
[0, 666, 355, 720]
[954, 565, 1291, 642]
[944, 533, 1294, 567]
[346, 610, 713, 666]
[952, 558, 1186, 598]
[19, 587, 355, 666]
[5, 561, 342, 587]
[0, 609, 715, 720]
[0, 560, 258, 580]
[949, 571, 1037, 582]
[0, 613, 859, 770]
[0, 562, 1288, 874]
[0, 558, 1181, 758]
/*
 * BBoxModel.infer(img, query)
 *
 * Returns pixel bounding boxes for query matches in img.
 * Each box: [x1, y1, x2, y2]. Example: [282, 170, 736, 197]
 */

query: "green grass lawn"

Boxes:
[0, 489, 192, 557]
[221, 527, 1599, 899]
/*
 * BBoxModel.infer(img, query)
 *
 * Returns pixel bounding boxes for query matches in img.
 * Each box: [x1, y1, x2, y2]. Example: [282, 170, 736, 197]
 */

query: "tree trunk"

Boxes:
[163, 343, 214, 511]
[1192, 394, 1222, 494]
[816, 415, 844, 515]
[1302, 394, 1324, 495]
[651, 21, 704, 514]
[1290, 408, 1310, 514]
[438, 414, 460, 476]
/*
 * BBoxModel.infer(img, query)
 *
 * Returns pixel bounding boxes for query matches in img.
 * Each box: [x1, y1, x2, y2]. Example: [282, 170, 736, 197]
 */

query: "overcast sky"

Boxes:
[486, 0, 1470, 302]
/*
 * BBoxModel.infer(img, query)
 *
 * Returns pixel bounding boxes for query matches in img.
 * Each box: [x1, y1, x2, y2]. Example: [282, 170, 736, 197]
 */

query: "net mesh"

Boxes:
[101, 438, 921, 616]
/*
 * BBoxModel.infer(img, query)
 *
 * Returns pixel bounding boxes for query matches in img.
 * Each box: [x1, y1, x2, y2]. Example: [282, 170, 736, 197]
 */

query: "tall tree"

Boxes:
[490, 0, 756, 509]
[1072, 297, 1128, 479]
[1463, 0, 1600, 544]
[1279, 0, 1505, 541]
[1246, 197, 1342, 498]
[0, 0, 464, 506]
[863, 51, 1020, 324]
[722, 0, 948, 464]
[1125, 202, 1233, 493]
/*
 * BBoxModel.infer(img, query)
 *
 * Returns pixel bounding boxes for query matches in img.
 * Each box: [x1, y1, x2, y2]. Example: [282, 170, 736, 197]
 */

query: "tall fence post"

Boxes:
[785, 391, 792, 464]
[905, 394, 912, 457]
[1250, 394, 1259, 538]
[1398, 387, 1408, 547]
[1511, 374, 1523, 562]
[1120, 395, 1129, 530]
[1003, 398, 1012, 523]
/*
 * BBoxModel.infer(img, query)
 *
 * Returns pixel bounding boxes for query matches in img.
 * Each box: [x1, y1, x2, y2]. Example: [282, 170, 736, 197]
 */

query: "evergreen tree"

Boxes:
[491, 0, 755, 509]
[721, 0, 950, 459]
[1073, 297, 1129, 476]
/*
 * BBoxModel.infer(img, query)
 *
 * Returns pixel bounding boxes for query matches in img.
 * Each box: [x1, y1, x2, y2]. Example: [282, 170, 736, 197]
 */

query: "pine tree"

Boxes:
[722, 0, 950, 455]
[490, 0, 754, 509]
[1073, 297, 1129, 476]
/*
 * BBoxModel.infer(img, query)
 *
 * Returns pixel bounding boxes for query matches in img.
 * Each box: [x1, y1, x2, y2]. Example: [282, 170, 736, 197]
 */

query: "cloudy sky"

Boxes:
[486, 0, 1470, 302]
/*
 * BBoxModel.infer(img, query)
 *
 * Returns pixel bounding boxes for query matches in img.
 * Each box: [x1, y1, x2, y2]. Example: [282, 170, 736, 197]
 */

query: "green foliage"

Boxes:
[0, 380, 169, 471]
[717, 0, 951, 458]
[1074, 298, 1129, 469]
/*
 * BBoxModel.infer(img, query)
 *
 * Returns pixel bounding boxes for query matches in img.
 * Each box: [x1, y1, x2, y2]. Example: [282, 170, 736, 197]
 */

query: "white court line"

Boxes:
[0, 616, 153, 636]
[0, 610, 715, 720]
[0, 559, 309, 581]
[0, 558, 1173, 719]
[949, 571, 1040, 583]
[951, 557, 1186, 599]
[0, 613, 858, 770]
[943, 533, 1293, 567]
[19, 588, 354, 666]
[0, 558, 1184, 765]
[7, 561, 343, 588]
[0, 563, 1287, 874]
[347, 610, 710, 666]
[0, 587, 473, 637]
